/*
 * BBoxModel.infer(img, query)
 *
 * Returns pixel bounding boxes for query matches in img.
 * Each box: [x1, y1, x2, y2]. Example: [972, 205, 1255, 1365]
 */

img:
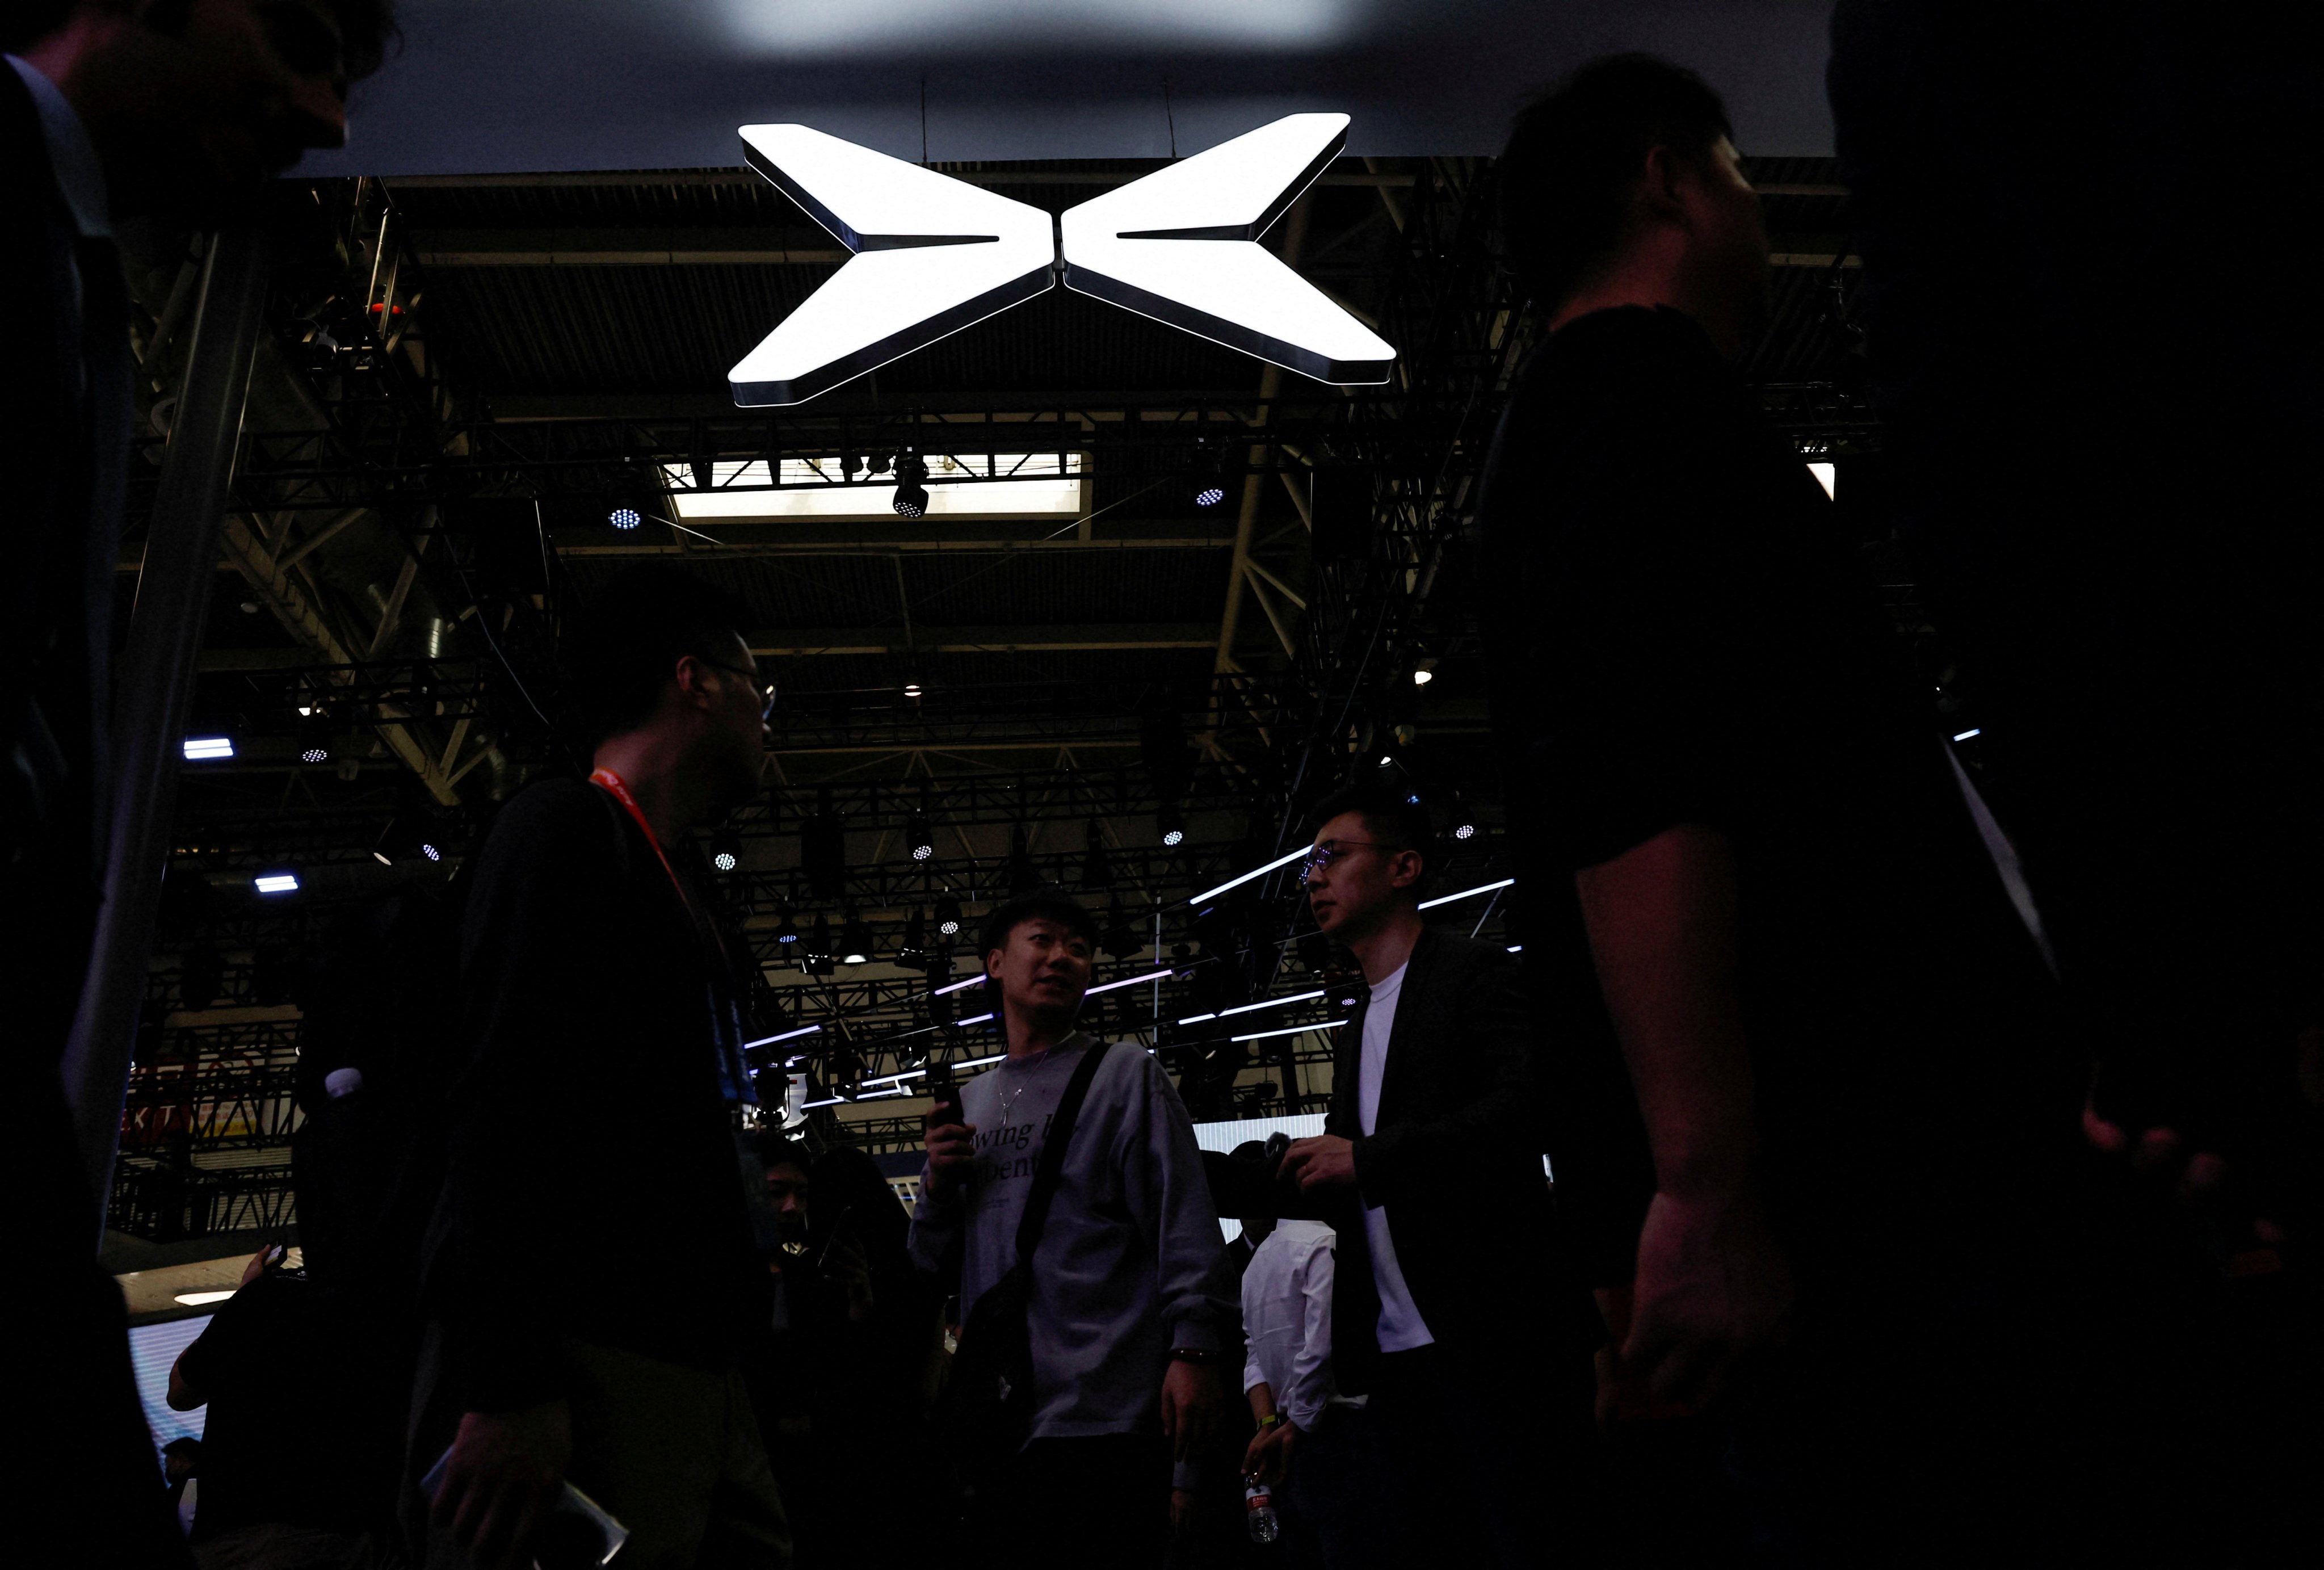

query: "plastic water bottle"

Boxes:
[1245, 1477, 1280, 1543]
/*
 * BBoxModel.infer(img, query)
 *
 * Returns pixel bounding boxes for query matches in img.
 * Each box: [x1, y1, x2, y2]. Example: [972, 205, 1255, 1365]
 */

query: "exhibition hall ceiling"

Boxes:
[306, 0, 1838, 177]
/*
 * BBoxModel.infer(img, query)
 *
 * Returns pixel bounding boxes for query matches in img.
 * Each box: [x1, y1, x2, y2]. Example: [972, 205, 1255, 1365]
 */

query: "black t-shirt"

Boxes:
[1477, 307, 2079, 1257]
[425, 779, 767, 1410]
[177, 1270, 401, 1540]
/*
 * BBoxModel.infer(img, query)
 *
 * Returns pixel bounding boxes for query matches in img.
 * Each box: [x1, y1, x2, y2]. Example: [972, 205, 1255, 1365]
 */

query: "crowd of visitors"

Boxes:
[11, 1, 2319, 1566]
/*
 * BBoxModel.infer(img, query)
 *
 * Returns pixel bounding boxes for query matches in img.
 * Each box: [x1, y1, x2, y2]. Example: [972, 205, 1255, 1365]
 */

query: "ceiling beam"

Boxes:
[751, 624, 1216, 657]
[409, 227, 848, 267]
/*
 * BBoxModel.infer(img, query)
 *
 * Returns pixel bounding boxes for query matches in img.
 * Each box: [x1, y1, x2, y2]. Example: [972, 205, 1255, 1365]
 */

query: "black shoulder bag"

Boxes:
[937, 1038, 1114, 1502]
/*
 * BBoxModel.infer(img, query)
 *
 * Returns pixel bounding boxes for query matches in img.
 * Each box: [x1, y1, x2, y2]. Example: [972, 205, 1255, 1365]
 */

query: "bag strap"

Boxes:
[1011, 1038, 1115, 1265]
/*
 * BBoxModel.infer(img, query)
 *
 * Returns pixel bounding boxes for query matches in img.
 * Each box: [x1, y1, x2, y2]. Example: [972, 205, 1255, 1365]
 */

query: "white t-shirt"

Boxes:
[1355, 962, 1434, 1351]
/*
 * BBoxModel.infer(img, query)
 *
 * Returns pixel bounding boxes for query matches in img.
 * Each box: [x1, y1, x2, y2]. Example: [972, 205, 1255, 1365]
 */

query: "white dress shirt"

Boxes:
[1239, 1219, 1340, 1430]
[1355, 961, 1434, 1351]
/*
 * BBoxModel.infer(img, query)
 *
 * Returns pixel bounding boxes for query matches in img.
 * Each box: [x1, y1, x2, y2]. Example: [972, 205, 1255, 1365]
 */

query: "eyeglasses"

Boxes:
[1300, 838, 1400, 884]
[697, 658, 778, 720]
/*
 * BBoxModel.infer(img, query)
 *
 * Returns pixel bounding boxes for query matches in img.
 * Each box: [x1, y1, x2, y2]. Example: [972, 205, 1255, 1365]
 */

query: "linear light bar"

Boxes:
[958, 1012, 995, 1026]
[183, 737, 234, 760]
[252, 874, 300, 895]
[859, 1085, 911, 1099]
[932, 975, 986, 997]
[1229, 1019, 1348, 1043]
[1087, 966, 1174, 996]
[1953, 728, 1982, 742]
[744, 1024, 822, 1048]
[173, 1290, 236, 1307]
[1190, 846, 1310, 905]
[1220, 988, 1322, 1019]
[865, 1067, 930, 1087]
[1416, 878, 1514, 911]
[1177, 1012, 1217, 1025]
[955, 1053, 1006, 1069]
[801, 1097, 842, 1109]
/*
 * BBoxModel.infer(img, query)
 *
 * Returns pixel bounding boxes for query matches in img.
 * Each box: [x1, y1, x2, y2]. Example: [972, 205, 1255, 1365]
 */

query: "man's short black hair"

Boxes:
[564, 565, 757, 744]
[1498, 53, 1735, 312]
[978, 891, 1099, 966]
[1310, 777, 1439, 897]
[754, 1132, 812, 1173]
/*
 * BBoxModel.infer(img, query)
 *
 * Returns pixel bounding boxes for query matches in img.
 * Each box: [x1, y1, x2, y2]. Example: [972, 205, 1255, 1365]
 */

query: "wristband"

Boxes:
[1257, 1412, 1286, 1432]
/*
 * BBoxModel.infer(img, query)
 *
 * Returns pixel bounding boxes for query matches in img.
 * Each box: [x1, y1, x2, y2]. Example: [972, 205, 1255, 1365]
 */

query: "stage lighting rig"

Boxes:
[905, 804, 936, 863]
[892, 452, 931, 518]
[774, 908, 801, 946]
[1081, 821, 1115, 892]
[934, 895, 963, 938]
[1157, 804, 1186, 848]
[711, 827, 743, 873]
[899, 908, 928, 964]
[839, 911, 875, 965]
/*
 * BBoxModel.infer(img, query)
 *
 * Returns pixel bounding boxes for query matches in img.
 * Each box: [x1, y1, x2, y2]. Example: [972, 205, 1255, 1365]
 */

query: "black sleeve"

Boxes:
[1350, 943, 1540, 1210]
[430, 785, 623, 1411]
[1498, 362, 1763, 872]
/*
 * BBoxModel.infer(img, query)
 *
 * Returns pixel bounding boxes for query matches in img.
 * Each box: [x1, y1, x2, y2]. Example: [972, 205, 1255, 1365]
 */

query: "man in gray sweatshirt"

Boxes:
[913, 891, 1232, 1568]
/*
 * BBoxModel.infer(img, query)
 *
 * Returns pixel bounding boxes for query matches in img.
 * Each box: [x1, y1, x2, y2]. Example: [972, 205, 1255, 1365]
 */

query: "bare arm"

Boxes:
[1575, 823, 1791, 1408]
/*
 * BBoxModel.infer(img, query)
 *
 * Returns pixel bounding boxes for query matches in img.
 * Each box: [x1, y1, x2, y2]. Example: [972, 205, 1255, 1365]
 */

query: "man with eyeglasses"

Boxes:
[1277, 780, 1591, 1568]
[413, 566, 789, 1569]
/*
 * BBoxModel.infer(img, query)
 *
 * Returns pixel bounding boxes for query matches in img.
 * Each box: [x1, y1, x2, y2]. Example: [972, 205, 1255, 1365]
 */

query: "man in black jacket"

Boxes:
[1280, 780, 1586, 1568]
[5, 7, 386, 1564]
[415, 568, 788, 1569]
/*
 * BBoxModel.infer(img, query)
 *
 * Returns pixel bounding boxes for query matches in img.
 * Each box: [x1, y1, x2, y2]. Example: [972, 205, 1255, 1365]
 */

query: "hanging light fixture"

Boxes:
[892, 452, 931, 518]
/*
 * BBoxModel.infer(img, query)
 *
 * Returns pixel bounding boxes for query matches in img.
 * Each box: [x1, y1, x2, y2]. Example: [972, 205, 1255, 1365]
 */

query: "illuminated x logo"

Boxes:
[728, 114, 1396, 406]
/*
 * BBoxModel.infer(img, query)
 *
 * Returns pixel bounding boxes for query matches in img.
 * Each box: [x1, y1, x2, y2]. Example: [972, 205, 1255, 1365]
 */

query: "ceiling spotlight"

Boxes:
[1081, 820, 1115, 892]
[805, 913, 834, 973]
[608, 506, 642, 530]
[1007, 824, 1039, 893]
[892, 453, 930, 518]
[183, 736, 234, 761]
[253, 872, 300, 895]
[903, 681, 923, 699]
[906, 810, 936, 863]
[301, 745, 330, 764]
[900, 908, 927, 964]
[934, 893, 963, 938]
[1411, 668, 1432, 686]
[711, 826, 743, 873]
[1192, 439, 1230, 507]
[840, 910, 875, 965]
[713, 850, 739, 872]
[422, 842, 443, 862]
[1452, 822, 1476, 841]
[1157, 803, 1186, 848]
[872, 450, 896, 475]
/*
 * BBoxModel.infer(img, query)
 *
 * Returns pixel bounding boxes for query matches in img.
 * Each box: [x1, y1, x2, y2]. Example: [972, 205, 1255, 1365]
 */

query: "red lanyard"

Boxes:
[589, 767, 703, 927]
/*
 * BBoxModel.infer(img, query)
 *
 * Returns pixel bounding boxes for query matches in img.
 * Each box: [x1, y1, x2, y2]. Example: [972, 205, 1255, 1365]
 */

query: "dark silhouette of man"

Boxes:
[3, 5, 388, 1562]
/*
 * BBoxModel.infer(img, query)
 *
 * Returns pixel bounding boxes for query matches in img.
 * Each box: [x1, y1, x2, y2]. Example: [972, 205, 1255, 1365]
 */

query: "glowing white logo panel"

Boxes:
[728, 124, 1056, 406]
[728, 115, 1397, 406]
[1060, 113, 1393, 384]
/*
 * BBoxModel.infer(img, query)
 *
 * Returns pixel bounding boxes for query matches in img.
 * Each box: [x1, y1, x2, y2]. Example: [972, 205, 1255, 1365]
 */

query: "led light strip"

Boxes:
[1415, 878, 1514, 911]
[1087, 966, 1174, 996]
[1229, 1019, 1348, 1044]
[743, 1024, 822, 1049]
[1189, 846, 1311, 905]
[932, 975, 986, 997]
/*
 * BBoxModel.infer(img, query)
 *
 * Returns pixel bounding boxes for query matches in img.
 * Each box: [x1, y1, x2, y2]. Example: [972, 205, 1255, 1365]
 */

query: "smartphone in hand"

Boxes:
[925, 1061, 963, 1129]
